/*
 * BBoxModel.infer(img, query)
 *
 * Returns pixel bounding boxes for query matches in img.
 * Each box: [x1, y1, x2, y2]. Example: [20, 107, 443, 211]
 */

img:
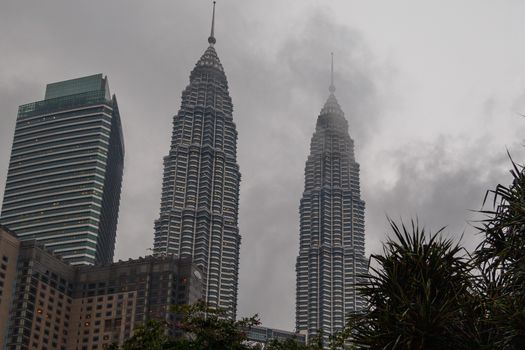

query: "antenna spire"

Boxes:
[208, 1, 217, 46]
[329, 52, 335, 93]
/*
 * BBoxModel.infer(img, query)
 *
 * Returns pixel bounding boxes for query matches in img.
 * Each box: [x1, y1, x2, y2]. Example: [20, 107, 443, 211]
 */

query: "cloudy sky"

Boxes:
[1, 0, 525, 330]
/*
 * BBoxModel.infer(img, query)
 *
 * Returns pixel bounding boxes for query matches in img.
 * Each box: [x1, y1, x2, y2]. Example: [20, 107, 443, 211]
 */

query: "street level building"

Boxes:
[0, 74, 124, 266]
[245, 325, 307, 348]
[0, 226, 203, 350]
[153, 3, 241, 319]
[295, 56, 367, 344]
[66, 256, 202, 349]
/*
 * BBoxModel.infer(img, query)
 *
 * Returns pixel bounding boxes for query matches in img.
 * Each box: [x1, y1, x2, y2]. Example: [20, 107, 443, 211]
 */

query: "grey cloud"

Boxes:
[275, 10, 388, 147]
[363, 135, 525, 255]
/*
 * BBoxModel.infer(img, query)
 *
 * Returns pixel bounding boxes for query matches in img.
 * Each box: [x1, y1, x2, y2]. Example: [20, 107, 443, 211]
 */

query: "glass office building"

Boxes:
[0, 74, 124, 266]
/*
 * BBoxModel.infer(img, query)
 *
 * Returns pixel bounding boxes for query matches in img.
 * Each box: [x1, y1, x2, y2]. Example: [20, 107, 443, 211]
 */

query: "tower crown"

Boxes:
[320, 93, 344, 117]
[195, 46, 224, 73]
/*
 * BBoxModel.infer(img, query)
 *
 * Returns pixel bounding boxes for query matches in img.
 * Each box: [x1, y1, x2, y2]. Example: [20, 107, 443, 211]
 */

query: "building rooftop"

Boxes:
[17, 74, 113, 119]
[45, 73, 109, 100]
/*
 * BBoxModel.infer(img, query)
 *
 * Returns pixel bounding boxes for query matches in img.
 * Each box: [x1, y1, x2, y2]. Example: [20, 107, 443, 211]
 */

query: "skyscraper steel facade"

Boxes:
[296, 64, 366, 342]
[153, 6, 241, 319]
[0, 74, 124, 266]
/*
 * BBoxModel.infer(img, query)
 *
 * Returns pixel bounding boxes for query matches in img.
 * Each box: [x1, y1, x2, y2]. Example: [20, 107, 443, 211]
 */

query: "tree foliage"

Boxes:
[175, 302, 260, 350]
[264, 332, 327, 350]
[345, 220, 480, 350]
[474, 157, 525, 349]
[106, 320, 174, 350]
[345, 155, 525, 350]
[265, 338, 320, 350]
[109, 302, 259, 350]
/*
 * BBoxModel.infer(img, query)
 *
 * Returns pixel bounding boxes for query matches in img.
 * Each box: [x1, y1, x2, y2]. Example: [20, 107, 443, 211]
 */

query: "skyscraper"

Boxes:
[296, 56, 366, 342]
[153, 3, 241, 319]
[0, 74, 124, 266]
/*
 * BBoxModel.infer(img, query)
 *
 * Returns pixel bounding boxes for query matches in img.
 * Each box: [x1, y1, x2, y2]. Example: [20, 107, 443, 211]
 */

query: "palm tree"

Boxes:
[346, 220, 481, 350]
[475, 157, 525, 349]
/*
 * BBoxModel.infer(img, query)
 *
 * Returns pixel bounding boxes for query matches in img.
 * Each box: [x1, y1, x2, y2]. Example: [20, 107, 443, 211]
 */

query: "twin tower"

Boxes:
[151, 5, 367, 337]
[0, 3, 366, 340]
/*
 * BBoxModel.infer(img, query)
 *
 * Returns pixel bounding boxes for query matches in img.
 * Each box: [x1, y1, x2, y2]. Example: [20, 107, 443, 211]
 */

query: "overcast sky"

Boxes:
[1, 0, 525, 331]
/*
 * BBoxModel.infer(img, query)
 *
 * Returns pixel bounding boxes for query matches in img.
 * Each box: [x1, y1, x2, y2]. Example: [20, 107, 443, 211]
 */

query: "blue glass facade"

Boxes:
[1, 74, 124, 265]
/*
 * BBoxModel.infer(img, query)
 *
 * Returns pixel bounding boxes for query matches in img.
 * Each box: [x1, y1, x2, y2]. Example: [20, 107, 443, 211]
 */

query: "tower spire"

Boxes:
[208, 1, 217, 46]
[329, 52, 335, 93]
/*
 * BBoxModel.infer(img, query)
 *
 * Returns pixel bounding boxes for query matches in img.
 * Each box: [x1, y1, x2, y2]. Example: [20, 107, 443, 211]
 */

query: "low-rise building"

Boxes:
[245, 325, 307, 347]
[68, 256, 202, 349]
[0, 227, 203, 350]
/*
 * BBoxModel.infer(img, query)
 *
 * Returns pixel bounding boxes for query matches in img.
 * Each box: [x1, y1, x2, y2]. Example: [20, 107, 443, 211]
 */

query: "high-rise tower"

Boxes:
[0, 74, 124, 266]
[153, 3, 241, 319]
[296, 55, 366, 342]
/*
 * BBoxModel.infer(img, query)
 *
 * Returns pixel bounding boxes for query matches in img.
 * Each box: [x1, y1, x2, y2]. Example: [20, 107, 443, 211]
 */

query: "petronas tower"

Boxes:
[296, 57, 367, 341]
[153, 4, 241, 318]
